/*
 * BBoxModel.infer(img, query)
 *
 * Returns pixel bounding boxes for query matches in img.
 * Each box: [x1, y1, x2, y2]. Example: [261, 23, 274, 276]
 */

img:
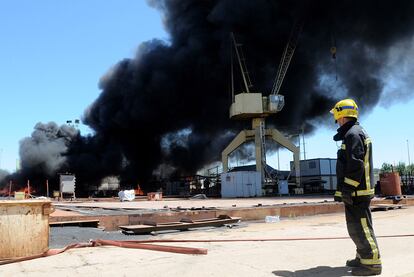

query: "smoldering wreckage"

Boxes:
[1, 0, 414, 210]
[2, 1, 414, 275]
[1, 0, 414, 195]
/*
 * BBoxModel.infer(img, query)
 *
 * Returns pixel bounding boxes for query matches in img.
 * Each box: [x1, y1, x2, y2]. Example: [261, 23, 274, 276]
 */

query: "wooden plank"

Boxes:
[49, 219, 99, 227]
[119, 216, 241, 235]
[0, 201, 50, 259]
[0, 200, 52, 205]
[371, 204, 403, 212]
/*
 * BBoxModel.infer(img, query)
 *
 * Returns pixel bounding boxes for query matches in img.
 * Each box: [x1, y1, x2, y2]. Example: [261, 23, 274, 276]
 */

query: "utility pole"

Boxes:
[408, 140, 412, 188]
[277, 147, 280, 171]
[46, 179, 49, 198]
[8, 180, 12, 200]
[302, 126, 307, 160]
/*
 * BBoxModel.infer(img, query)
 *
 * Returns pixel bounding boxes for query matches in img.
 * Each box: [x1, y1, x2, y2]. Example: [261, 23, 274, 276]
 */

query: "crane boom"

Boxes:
[271, 21, 303, 95]
[231, 33, 253, 93]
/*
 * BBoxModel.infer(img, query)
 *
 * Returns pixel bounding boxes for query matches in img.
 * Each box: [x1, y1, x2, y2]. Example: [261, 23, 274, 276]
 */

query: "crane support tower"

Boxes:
[222, 28, 302, 191]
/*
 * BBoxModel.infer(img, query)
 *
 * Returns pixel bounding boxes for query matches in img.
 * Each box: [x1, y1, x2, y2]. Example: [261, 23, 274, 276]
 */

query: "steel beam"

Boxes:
[268, 129, 301, 186]
[222, 130, 253, 172]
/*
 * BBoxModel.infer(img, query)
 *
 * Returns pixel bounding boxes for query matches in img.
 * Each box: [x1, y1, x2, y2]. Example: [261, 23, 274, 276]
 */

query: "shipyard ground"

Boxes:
[48, 196, 414, 231]
[1, 203, 414, 277]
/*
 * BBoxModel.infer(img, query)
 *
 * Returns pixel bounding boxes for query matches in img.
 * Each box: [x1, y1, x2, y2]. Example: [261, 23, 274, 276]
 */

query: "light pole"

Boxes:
[277, 147, 280, 171]
[301, 125, 307, 160]
[408, 140, 412, 189]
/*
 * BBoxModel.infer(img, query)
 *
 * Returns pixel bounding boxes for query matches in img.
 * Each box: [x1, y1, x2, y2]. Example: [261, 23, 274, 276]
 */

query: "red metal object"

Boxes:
[2, 234, 414, 266]
[380, 172, 402, 196]
[147, 192, 163, 201]
[0, 239, 207, 266]
[93, 239, 207, 255]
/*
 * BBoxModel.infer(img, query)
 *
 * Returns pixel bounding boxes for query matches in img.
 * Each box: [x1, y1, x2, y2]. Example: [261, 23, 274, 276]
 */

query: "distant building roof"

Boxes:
[60, 174, 75, 182]
[229, 164, 290, 179]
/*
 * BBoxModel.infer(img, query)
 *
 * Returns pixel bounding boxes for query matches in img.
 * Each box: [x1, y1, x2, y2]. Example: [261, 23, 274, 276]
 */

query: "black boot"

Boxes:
[346, 258, 361, 267]
[352, 264, 382, 276]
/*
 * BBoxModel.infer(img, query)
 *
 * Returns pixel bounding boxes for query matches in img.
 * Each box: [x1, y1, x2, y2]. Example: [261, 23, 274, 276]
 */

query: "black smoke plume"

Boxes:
[4, 0, 414, 193]
[0, 170, 9, 185]
[3, 123, 77, 192]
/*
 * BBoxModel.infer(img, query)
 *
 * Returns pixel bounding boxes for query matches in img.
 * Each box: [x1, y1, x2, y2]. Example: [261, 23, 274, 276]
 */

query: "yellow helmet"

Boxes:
[330, 99, 359, 122]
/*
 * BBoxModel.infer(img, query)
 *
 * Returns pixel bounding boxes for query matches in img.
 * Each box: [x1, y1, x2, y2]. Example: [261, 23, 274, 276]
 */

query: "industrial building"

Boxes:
[291, 158, 337, 193]
[221, 164, 291, 197]
[220, 158, 339, 197]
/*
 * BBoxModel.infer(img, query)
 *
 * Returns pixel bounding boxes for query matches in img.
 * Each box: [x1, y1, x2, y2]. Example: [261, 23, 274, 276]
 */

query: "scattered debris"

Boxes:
[119, 215, 241, 235]
[384, 195, 405, 201]
[118, 190, 135, 202]
[371, 204, 403, 212]
[265, 215, 280, 223]
[190, 194, 208, 200]
[147, 192, 163, 201]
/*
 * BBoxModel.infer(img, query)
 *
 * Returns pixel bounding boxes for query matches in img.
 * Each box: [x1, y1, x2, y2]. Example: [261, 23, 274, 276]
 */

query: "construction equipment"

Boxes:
[271, 20, 304, 96]
[222, 24, 304, 194]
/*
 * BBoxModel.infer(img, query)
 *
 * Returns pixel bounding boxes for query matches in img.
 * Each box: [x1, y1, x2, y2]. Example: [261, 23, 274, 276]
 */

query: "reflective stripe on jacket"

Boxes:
[334, 121, 374, 199]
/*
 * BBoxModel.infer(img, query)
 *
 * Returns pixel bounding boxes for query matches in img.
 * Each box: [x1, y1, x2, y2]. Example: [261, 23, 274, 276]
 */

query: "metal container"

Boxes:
[60, 174, 76, 197]
[380, 172, 402, 196]
[14, 192, 25, 200]
[221, 171, 262, 198]
[0, 200, 54, 259]
[147, 192, 163, 201]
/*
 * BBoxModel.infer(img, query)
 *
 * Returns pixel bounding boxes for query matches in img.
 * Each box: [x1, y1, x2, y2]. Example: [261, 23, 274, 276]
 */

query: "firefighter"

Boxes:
[331, 99, 382, 276]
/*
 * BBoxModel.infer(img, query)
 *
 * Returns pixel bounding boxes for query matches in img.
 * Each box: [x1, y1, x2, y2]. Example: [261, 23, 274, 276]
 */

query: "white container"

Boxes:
[60, 174, 76, 194]
[221, 171, 262, 198]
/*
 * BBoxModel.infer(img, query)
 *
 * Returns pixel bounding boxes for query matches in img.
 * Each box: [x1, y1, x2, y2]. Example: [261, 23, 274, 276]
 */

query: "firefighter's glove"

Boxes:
[341, 187, 353, 206]
[334, 195, 342, 202]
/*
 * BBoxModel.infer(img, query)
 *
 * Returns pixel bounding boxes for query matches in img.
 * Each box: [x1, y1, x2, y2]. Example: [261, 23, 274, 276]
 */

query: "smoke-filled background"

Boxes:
[2, 0, 414, 193]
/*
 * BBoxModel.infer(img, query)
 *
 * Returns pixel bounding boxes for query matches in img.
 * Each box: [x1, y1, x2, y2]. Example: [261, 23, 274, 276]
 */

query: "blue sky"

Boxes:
[0, 1, 413, 172]
[268, 99, 414, 170]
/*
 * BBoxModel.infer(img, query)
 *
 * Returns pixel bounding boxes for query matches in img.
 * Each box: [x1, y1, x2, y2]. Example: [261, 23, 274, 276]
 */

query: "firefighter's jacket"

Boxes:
[334, 121, 374, 201]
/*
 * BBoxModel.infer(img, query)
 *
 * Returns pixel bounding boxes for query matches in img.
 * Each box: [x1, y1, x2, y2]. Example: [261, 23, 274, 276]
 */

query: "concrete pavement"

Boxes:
[1, 206, 414, 277]
[52, 196, 333, 210]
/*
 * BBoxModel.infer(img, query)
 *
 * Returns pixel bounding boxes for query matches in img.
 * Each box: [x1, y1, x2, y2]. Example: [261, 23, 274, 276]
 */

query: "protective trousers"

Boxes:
[345, 199, 381, 265]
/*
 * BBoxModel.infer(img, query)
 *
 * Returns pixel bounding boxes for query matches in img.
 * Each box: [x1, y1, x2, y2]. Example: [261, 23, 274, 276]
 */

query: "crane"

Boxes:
[222, 22, 304, 196]
[271, 20, 304, 96]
